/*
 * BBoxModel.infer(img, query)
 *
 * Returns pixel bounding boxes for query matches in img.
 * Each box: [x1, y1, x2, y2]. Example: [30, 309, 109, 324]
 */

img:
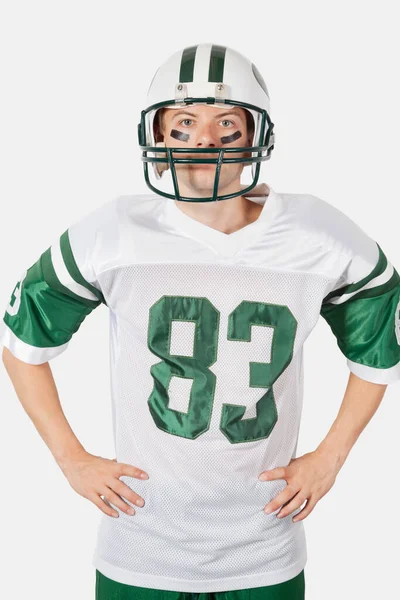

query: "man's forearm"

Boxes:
[315, 371, 388, 471]
[2, 346, 86, 468]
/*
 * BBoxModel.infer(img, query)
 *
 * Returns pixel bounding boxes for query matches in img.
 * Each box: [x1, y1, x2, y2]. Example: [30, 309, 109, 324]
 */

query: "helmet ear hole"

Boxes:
[242, 110, 255, 167]
[153, 108, 166, 144]
[246, 110, 255, 141]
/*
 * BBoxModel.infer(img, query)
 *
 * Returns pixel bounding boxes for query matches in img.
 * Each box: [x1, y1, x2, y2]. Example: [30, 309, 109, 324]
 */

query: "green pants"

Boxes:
[95, 569, 305, 599]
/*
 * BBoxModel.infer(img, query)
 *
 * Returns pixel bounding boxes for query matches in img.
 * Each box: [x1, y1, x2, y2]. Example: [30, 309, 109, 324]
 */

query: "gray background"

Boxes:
[0, 1, 399, 598]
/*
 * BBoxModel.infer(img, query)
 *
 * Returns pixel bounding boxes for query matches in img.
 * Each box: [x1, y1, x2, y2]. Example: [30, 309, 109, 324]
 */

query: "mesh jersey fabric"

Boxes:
[1, 186, 400, 593]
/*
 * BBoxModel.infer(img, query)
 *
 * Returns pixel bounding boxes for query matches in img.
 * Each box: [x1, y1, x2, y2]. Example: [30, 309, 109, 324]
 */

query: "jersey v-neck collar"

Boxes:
[161, 184, 281, 258]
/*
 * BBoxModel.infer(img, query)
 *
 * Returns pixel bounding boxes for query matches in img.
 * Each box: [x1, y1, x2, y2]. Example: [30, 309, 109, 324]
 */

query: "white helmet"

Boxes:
[137, 43, 275, 202]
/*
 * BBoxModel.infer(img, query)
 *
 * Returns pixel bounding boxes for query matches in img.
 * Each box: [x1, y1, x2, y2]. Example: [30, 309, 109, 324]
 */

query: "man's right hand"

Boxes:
[59, 451, 149, 518]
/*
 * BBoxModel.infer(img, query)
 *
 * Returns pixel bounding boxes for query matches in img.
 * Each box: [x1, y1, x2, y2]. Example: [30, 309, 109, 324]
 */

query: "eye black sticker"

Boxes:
[171, 129, 190, 142]
[221, 130, 242, 144]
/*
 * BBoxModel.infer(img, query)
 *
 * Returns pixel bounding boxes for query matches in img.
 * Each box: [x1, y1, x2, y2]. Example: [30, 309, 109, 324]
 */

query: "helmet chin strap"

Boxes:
[240, 182, 269, 197]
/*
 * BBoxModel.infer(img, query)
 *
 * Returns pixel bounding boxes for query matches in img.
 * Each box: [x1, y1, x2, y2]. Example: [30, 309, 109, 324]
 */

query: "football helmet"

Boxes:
[137, 43, 275, 202]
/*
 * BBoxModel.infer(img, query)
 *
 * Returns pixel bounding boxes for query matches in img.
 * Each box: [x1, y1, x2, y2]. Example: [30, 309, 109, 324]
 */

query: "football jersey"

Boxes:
[1, 185, 400, 593]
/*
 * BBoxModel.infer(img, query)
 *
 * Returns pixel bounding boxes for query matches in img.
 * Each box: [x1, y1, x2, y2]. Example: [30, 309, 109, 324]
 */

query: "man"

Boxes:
[1, 43, 400, 600]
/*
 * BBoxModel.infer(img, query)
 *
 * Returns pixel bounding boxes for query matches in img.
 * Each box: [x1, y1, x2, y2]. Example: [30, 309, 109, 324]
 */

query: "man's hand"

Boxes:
[59, 451, 149, 518]
[258, 449, 340, 522]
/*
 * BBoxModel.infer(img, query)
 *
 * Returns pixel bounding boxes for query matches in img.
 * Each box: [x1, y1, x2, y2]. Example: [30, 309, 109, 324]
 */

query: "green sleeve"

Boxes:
[1, 228, 106, 365]
[320, 243, 400, 384]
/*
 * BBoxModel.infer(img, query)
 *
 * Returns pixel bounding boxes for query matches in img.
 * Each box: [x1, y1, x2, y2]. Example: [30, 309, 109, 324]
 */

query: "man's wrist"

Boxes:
[53, 444, 88, 471]
[315, 436, 350, 474]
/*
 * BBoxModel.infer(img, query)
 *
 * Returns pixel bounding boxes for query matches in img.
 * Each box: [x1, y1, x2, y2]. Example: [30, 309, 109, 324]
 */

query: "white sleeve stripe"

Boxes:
[328, 261, 394, 305]
[347, 358, 400, 384]
[50, 240, 99, 302]
[0, 323, 69, 365]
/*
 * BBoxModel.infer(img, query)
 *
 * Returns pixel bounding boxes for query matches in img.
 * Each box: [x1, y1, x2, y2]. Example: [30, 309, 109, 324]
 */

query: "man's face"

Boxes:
[159, 104, 253, 198]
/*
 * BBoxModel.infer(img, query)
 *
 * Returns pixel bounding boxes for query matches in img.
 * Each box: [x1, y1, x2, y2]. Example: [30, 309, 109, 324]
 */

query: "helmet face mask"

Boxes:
[137, 45, 275, 203]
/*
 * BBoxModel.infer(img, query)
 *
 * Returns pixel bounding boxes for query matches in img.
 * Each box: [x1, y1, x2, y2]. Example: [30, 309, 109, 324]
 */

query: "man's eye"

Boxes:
[180, 119, 193, 126]
[221, 119, 233, 127]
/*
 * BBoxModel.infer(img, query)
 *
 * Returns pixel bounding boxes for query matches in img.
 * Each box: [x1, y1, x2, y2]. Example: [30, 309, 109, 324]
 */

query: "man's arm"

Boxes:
[315, 371, 388, 471]
[2, 345, 149, 517]
[259, 371, 389, 521]
[2, 346, 86, 469]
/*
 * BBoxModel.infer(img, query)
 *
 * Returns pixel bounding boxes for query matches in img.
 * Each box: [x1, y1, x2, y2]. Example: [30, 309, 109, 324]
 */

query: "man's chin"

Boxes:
[176, 169, 241, 195]
[178, 182, 241, 199]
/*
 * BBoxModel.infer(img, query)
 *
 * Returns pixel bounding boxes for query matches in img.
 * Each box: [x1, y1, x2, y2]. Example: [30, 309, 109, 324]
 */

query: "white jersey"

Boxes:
[2, 185, 400, 593]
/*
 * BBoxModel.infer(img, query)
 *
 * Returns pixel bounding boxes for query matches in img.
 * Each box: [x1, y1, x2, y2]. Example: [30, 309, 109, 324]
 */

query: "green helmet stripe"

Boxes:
[179, 45, 198, 82]
[208, 45, 226, 82]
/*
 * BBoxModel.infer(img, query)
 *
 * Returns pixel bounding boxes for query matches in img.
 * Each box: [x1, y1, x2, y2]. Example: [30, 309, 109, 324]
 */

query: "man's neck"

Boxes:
[173, 186, 267, 234]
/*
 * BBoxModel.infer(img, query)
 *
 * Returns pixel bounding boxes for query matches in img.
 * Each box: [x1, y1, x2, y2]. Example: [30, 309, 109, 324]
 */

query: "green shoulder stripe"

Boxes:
[323, 243, 387, 303]
[42, 247, 101, 309]
[60, 230, 105, 304]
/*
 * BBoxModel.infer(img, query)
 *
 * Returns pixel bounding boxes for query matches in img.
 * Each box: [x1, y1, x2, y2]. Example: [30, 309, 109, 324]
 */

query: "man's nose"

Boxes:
[195, 123, 218, 147]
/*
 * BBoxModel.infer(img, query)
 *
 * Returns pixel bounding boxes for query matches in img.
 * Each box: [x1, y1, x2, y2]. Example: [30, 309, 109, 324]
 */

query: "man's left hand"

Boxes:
[258, 449, 340, 522]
